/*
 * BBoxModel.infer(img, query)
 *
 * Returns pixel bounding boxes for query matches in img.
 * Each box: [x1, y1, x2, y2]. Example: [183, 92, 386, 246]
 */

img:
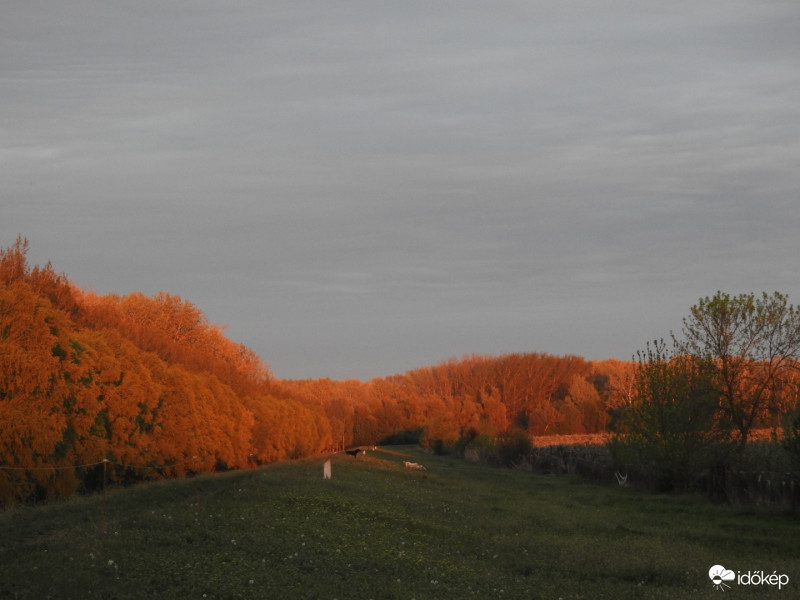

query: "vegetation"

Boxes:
[2, 448, 798, 600]
[680, 291, 800, 451]
[610, 292, 800, 495]
[610, 340, 731, 492]
[3, 236, 800, 597]
[0, 238, 635, 505]
[3, 237, 800, 508]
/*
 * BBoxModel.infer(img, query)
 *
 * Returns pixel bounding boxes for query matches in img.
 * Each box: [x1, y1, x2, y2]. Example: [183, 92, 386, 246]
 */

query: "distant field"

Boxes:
[1, 446, 798, 599]
[533, 428, 777, 447]
[533, 433, 611, 446]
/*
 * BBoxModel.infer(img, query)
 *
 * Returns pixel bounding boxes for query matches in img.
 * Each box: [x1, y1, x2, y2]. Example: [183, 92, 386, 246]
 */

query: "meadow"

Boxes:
[1, 447, 798, 599]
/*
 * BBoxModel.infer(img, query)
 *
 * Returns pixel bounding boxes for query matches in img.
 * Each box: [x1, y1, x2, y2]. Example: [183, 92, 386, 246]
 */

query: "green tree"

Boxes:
[679, 291, 800, 451]
[612, 340, 728, 491]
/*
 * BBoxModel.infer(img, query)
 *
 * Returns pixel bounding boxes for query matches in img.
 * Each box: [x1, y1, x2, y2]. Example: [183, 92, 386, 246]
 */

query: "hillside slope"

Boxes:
[2, 448, 798, 599]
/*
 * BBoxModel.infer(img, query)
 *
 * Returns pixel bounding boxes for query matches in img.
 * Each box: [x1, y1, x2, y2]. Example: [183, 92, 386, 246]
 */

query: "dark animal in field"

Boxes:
[345, 448, 362, 457]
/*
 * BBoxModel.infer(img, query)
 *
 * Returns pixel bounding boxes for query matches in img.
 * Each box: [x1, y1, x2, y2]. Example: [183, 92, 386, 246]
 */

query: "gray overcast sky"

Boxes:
[3, 1, 800, 380]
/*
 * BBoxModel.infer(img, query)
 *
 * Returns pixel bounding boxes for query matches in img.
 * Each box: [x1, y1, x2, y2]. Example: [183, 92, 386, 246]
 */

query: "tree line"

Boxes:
[3, 238, 799, 504]
[0, 238, 640, 504]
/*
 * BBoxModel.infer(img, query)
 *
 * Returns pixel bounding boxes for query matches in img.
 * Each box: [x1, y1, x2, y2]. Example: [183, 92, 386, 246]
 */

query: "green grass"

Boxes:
[1, 447, 798, 599]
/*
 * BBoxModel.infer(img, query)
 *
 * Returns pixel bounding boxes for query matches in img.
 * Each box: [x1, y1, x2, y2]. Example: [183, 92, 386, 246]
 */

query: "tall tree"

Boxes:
[679, 291, 800, 450]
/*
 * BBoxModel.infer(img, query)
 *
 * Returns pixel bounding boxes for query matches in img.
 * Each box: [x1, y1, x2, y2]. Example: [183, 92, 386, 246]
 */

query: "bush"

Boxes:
[496, 429, 533, 467]
[458, 433, 498, 464]
[456, 429, 532, 468]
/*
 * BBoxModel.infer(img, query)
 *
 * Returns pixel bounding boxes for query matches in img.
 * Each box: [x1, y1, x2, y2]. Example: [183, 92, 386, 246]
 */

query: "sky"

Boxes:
[2, 1, 800, 381]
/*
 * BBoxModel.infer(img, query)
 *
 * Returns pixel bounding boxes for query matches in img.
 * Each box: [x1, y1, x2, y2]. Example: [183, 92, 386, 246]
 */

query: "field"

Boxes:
[531, 428, 777, 447]
[1, 447, 798, 599]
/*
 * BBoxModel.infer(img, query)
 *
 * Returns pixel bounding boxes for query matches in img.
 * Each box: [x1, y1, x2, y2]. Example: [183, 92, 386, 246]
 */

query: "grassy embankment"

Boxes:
[2, 446, 798, 599]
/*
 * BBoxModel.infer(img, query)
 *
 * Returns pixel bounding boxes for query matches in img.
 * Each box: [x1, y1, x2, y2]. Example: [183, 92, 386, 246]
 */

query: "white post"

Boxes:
[323, 459, 332, 480]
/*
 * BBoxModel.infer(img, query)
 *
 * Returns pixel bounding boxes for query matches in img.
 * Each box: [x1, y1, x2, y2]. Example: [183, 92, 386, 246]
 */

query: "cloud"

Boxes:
[2, 1, 800, 378]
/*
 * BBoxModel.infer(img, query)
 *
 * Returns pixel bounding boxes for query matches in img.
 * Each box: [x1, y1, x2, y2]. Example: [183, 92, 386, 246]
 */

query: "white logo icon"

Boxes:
[709, 565, 735, 591]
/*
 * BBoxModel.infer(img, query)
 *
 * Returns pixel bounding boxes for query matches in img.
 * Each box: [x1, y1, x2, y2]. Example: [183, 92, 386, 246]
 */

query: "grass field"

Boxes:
[1, 446, 798, 599]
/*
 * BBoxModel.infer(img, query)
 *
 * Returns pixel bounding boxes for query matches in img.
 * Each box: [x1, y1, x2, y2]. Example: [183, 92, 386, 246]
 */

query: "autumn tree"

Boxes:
[78, 290, 272, 399]
[1, 239, 279, 502]
[0, 236, 29, 286]
[679, 291, 800, 451]
[475, 385, 509, 435]
[0, 279, 76, 500]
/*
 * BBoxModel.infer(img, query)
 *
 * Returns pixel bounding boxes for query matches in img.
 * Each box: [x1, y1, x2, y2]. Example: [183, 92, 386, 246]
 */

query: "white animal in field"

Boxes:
[323, 459, 332, 479]
[403, 461, 426, 471]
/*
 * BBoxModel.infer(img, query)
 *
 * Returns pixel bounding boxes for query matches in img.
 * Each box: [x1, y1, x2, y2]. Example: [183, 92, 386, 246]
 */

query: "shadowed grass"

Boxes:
[1, 447, 798, 599]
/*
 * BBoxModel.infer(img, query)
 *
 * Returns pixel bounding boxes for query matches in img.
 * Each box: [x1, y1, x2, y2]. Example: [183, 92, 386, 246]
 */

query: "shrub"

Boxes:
[496, 429, 533, 467]
[459, 433, 499, 464]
